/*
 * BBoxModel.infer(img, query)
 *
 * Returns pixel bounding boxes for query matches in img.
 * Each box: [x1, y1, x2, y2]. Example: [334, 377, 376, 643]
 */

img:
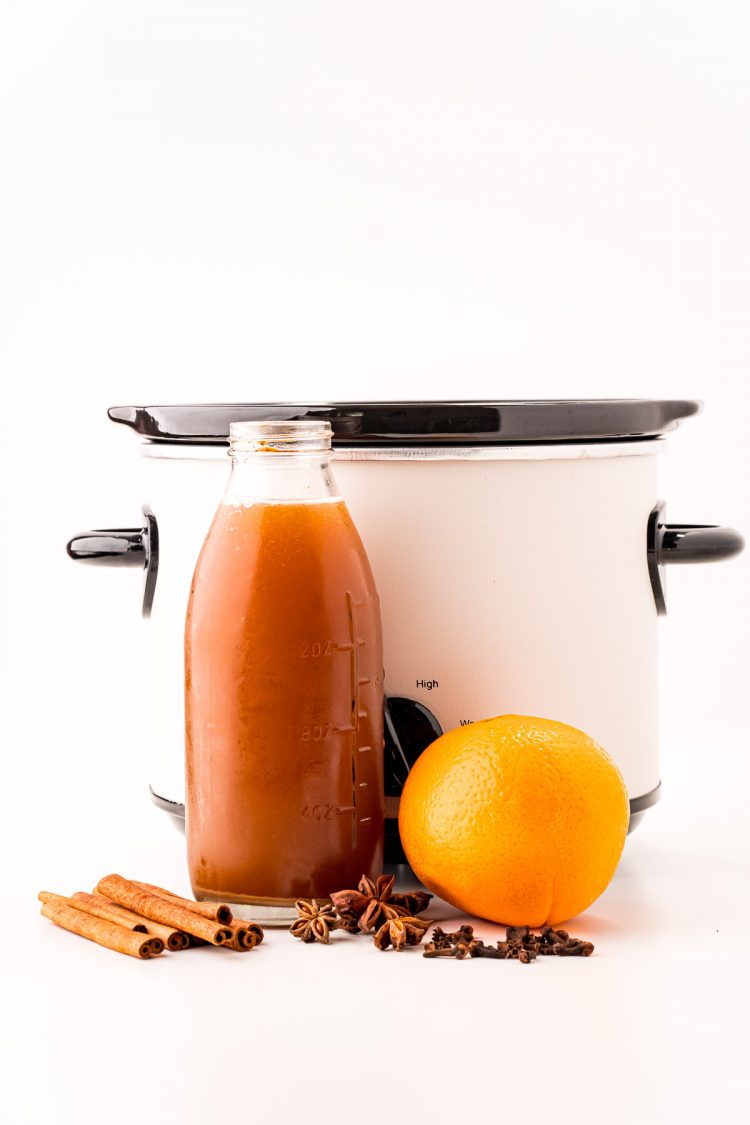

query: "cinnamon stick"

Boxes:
[52, 891, 147, 933]
[96, 875, 232, 945]
[39, 895, 162, 959]
[225, 933, 250, 951]
[132, 881, 266, 947]
[223, 921, 255, 951]
[194, 919, 264, 950]
[245, 922, 264, 946]
[72, 892, 189, 951]
[225, 919, 264, 949]
[133, 881, 233, 925]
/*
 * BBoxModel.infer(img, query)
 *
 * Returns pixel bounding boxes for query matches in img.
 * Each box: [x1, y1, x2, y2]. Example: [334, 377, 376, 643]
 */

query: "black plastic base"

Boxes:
[152, 781, 662, 859]
[625, 781, 661, 837]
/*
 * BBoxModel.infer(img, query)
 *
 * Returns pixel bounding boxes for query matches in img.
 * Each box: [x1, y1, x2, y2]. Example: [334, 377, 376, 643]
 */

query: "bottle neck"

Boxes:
[222, 450, 342, 505]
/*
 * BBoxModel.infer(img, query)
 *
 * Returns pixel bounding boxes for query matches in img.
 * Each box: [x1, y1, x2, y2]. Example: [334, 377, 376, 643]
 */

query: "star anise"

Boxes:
[289, 899, 339, 944]
[373, 915, 431, 951]
[330, 874, 409, 933]
[389, 889, 434, 916]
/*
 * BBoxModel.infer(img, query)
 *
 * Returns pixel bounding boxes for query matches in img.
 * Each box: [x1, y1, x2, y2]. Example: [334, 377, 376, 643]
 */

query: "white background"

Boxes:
[1, 3, 749, 1123]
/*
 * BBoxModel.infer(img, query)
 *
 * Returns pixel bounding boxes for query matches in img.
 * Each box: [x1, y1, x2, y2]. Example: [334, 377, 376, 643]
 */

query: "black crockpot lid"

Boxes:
[107, 400, 701, 445]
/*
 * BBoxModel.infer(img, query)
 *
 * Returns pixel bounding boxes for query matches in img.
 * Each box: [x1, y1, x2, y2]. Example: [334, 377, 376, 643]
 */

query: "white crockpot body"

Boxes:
[142, 440, 663, 808]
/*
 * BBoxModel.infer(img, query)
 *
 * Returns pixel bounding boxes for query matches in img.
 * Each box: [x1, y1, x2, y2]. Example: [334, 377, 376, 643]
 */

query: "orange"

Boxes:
[398, 714, 629, 926]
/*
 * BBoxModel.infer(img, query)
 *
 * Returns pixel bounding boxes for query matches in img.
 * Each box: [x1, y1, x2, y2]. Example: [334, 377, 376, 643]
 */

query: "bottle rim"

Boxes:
[229, 419, 332, 455]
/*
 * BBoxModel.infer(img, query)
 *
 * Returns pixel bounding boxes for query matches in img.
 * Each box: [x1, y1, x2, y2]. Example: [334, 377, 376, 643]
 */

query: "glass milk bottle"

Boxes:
[185, 421, 384, 920]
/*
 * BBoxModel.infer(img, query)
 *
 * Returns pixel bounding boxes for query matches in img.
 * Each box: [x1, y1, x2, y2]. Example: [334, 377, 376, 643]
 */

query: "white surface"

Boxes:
[1, 2, 750, 1122]
[8, 791, 750, 1125]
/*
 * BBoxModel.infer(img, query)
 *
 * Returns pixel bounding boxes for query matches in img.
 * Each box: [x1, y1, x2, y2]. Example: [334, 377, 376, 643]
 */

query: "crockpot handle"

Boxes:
[66, 507, 159, 617]
[647, 504, 744, 615]
[659, 524, 745, 563]
[67, 528, 147, 565]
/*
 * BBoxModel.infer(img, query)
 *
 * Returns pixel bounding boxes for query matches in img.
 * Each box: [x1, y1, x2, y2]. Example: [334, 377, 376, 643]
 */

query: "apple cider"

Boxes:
[185, 421, 384, 915]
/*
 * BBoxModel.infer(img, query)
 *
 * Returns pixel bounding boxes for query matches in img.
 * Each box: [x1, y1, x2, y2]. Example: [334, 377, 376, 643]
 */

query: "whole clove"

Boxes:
[430, 924, 475, 949]
[423, 922, 594, 962]
[555, 938, 595, 957]
[505, 925, 530, 943]
[422, 941, 461, 959]
[467, 940, 508, 960]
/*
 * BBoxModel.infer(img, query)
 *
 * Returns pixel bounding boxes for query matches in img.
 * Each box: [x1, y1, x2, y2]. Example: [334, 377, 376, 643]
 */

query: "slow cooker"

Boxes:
[67, 400, 744, 859]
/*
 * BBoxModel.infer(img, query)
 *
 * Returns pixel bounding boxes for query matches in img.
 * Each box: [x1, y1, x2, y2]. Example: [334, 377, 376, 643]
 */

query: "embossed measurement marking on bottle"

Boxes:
[344, 589, 378, 850]
[300, 724, 332, 742]
[301, 803, 355, 822]
[295, 594, 379, 843]
[299, 640, 335, 657]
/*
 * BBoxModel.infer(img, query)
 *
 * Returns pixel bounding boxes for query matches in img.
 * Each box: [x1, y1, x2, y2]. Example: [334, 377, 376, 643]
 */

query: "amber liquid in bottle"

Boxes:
[185, 422, 384, 912]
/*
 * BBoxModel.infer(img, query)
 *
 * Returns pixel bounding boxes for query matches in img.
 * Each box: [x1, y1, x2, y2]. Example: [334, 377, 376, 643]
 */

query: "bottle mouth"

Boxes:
[229, 420, 332, 455]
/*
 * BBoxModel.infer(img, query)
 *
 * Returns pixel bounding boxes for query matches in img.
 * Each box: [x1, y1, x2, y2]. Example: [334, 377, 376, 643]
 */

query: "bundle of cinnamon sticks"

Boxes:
[38, 875, 264, 960]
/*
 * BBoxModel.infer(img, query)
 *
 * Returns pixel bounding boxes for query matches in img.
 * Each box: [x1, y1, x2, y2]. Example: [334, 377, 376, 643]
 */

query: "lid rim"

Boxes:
[108, 400, 702, 445]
